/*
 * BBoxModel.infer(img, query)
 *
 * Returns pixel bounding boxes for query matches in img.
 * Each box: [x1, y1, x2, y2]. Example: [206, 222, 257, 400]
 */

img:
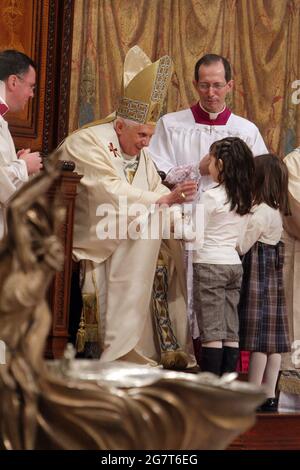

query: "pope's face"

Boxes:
[116, 120, 155, 156]
[193, 61, 233, 114]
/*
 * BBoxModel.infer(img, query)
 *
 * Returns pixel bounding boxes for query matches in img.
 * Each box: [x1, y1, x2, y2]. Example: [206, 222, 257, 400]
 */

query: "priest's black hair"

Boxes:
[0, 49, 35, 81]
[194, 54, 232, 83]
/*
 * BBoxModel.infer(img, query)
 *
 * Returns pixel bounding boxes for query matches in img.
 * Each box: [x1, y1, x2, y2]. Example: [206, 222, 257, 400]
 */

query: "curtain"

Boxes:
[69, 0, 300, 157]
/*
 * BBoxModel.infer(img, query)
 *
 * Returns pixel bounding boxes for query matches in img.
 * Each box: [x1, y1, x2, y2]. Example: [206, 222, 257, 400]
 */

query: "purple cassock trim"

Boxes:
[190, 103, 231, 125]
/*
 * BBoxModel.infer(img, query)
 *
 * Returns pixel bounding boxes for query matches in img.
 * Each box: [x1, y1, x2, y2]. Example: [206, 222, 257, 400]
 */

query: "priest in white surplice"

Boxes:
[149, 53, 267, 190]
[0, 50, 42, 238]
[58, 47, 197, 368]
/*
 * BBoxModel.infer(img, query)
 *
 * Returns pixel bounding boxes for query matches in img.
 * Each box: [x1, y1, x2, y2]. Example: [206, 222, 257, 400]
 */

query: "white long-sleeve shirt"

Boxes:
[193, 184, 248, 264]
[237, 203, 283, 255]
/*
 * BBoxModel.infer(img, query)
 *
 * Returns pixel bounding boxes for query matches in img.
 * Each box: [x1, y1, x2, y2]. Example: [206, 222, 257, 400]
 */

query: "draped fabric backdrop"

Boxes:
[69, 0, 300, 157]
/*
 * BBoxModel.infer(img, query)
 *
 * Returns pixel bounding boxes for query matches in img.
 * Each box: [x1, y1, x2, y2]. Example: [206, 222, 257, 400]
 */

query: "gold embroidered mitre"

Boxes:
[117, 46, 173, 125]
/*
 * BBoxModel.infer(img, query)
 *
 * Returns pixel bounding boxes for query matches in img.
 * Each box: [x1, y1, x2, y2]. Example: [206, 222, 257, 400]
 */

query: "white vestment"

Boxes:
[281, 148, 300, 371]
[0, 81, 28, 238]
[58, 121, 193, 364]
[278, 148, 300, 408]
[149, 106, 268, 189]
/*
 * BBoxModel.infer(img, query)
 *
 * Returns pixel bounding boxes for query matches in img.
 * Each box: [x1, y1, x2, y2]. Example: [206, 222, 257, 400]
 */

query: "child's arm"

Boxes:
[237, 212, 264, 255]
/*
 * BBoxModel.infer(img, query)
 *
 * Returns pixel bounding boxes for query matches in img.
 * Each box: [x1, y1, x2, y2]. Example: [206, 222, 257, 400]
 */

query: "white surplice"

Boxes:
[0, 81, 28, 238]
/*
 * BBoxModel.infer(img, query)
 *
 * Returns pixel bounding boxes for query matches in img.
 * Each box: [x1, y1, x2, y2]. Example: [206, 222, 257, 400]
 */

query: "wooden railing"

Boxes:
[46, 167, 81, 358]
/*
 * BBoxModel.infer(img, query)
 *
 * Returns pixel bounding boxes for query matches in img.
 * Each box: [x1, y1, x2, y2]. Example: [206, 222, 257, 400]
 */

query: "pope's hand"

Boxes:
[157, 180, 197, 206]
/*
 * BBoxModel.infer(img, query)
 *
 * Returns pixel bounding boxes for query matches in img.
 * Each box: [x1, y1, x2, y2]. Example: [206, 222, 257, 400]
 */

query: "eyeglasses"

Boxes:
[197, 82, 228, 90]
[16, 75, 36, 92]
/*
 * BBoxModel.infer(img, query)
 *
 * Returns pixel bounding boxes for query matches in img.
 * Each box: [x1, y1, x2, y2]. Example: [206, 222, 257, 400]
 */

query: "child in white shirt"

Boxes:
[193, 137, 254, 375]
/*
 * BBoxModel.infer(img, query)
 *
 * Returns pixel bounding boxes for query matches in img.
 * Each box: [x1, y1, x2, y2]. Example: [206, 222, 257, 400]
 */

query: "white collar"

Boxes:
[199, 102, 226, 120]
[121, 151, 138, 161]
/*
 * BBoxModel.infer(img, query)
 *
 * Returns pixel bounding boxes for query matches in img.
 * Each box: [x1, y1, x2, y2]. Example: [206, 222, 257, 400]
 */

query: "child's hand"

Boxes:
[199, 153, 211, 175]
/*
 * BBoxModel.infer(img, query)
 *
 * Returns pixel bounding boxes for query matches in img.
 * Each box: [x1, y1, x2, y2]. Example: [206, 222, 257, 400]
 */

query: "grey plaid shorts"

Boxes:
[193, 263, 243, 343]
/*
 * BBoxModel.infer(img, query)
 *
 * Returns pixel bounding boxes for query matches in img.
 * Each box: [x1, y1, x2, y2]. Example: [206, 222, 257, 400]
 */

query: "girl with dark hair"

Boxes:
[193, 137, 254, 375]
[237, 154, 291, 412]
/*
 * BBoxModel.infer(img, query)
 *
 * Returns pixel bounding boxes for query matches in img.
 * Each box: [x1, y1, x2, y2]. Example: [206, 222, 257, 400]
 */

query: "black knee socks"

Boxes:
[200, 346, 239, 376]
[221, 346, 239, 374]
[200, 347, 223, 376]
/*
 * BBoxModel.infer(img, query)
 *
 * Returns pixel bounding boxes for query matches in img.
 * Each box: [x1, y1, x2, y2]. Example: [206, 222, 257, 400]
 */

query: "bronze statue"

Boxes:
[0, 154, 266, 450]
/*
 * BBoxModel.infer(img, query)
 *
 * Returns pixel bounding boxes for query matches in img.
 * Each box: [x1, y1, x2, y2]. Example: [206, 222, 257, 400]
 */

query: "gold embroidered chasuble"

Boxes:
[58, 121, 192, 364]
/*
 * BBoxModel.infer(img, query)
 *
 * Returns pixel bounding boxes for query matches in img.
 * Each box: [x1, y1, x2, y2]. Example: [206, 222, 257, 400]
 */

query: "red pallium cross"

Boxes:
[108, 142, 118, 157]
